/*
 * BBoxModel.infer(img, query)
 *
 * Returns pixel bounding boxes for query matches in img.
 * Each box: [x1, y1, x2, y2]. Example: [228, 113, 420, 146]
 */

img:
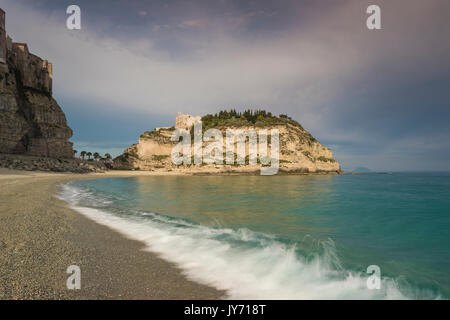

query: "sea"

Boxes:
[58, 172, 450, 299]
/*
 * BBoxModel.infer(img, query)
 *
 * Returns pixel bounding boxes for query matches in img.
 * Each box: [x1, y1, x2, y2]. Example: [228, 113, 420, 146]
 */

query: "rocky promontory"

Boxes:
[115, 111, 342, 174]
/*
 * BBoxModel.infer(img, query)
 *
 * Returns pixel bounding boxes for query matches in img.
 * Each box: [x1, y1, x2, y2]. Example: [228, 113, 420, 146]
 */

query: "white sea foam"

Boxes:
[58, 183, 408, 299]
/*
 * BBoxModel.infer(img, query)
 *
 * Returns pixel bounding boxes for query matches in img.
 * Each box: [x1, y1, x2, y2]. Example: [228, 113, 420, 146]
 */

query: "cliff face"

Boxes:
[0, 9, 73, 158]
[115, 112, 341, 174]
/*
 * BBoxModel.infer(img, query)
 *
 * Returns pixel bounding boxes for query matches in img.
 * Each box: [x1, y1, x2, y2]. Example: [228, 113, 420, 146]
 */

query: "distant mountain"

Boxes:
[352, 167, 372, 173]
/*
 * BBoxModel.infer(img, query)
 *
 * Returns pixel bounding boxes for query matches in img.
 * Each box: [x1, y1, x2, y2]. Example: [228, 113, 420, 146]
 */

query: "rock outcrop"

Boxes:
[0, 9, 73, 158]
[115, 111, 342, 174]
[0, 153, 107, 173]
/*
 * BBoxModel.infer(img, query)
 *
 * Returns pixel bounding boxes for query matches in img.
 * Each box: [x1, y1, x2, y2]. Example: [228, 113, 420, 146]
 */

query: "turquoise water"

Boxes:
[59, 173, 450, 299]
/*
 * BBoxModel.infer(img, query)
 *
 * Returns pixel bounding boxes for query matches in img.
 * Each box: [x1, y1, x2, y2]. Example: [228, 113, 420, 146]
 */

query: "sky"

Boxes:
[1, 0, 449, 171]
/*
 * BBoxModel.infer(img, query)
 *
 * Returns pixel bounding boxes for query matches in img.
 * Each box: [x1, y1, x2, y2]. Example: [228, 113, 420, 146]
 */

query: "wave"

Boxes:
[58, 183, 410, 299]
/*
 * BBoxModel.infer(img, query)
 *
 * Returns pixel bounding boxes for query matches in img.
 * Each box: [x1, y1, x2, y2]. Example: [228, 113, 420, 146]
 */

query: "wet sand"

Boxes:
[0, 169, 224, 299]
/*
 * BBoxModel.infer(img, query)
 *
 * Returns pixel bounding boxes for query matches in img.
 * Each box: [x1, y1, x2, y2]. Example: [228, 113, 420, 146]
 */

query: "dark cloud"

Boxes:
[2, 0, 449, 170]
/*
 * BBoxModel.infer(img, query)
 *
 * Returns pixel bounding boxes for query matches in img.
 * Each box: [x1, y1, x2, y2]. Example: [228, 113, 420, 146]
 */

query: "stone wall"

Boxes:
[9, 43, 53, 94]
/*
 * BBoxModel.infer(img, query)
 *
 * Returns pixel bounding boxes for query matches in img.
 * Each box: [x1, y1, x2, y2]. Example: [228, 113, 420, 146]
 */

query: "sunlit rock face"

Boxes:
[175, 112, 202, 131]
[115, 112, 341, 174]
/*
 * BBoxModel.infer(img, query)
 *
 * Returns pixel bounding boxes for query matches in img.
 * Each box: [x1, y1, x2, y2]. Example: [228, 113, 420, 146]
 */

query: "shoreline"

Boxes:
[0, 168, 224, 299]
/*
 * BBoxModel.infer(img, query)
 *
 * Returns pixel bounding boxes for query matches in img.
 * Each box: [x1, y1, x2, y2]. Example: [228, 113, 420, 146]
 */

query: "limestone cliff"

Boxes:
[0, 9, 73, 158]
[115, 111, 341, 174]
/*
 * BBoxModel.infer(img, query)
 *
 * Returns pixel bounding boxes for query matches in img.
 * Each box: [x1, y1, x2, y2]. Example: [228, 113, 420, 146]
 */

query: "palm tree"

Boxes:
[73, 150, 78, 158]
[93, 152, 100, 161]
[80, 151, 86, 160]
[104, 153, 112, 161]
[86, 152, 92, 160]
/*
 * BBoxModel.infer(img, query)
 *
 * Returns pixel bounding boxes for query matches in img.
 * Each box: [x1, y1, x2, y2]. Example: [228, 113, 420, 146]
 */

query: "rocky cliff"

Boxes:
[115, 111, 341, 174]
[0, 9, 73, 158]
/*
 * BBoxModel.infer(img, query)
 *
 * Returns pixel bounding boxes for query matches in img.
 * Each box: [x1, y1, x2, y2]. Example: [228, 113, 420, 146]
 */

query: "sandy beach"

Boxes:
[0, 168, 224, 299]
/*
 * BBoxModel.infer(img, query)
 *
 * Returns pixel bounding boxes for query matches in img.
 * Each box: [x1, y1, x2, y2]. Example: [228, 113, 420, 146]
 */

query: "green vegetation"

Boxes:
[152, 154, 170, 161]
[78, 150, 114, 163]
[128, 145, 138, 158]
[140, 130, 159, 139]
[316, 156, 336, 163]
[302, 150, 315, 162]
[115, 153, 129, 163]
[201, 109, 304, 130]
[140, 130, 172, 143]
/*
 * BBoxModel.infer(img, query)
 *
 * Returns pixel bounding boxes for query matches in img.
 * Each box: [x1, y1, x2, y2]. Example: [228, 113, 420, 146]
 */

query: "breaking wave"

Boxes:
[58, 183, 412, 299]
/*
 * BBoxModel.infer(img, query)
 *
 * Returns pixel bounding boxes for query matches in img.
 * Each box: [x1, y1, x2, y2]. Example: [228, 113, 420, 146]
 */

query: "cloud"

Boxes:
[3, 0, 350, 121]
[2, 0, 449, 170]
[137, 10, 147, 17]
[178, 19, 205, 28]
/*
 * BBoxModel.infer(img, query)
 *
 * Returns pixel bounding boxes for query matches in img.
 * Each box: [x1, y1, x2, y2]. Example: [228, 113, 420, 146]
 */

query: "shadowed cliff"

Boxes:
[0, 8, 73, 158]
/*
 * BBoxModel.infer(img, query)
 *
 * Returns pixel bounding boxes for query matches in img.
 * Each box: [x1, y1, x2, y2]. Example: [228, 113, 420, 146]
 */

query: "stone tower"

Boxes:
[175, 112, 202, 131]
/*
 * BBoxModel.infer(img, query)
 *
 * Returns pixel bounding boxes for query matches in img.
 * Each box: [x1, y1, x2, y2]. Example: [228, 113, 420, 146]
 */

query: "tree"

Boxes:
[86, 152, 92, 160]
[104, 153, 112, 161]
[93, 152, 100, 161]
[80, 151, 86, 160]
[73, 150, 78, 158]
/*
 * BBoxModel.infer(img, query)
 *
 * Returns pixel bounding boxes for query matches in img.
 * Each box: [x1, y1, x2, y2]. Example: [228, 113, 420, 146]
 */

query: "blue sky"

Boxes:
[2, 0, 450, 171]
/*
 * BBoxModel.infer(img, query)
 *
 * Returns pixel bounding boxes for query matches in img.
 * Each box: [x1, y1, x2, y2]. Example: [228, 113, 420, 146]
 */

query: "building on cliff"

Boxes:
[175, 112, 202, 131]
[115, 112, 341, 174]
[0, 9, 73, 158]
[0, 9, 6, 68]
